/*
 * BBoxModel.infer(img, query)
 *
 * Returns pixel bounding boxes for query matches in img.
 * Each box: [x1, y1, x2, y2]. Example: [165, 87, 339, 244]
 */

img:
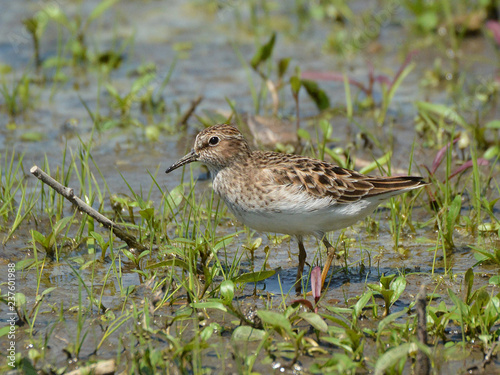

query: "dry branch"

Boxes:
[176, 95, 203, 127]
[30, 165, 147, 252]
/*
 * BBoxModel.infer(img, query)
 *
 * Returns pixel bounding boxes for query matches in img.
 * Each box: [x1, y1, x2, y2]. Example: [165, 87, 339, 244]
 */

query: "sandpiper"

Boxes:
[166, 124, 427, 293]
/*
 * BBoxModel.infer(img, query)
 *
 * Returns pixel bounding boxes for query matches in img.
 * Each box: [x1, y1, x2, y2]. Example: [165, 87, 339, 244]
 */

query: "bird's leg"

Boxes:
[295, 236, 307, 294]
[320, 237, 337, 290]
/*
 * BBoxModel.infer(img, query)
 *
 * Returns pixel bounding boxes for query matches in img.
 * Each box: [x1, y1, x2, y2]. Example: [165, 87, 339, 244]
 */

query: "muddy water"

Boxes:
[1, 0, 499, 372]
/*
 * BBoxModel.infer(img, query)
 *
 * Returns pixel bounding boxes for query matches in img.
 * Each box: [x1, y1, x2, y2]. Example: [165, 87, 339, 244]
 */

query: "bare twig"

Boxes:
[30, 165, 147, 252]
[176, 95, 203, 127]
[415, 285, 430, 375]
[465, 341, 497, 374]
[481, 342, 497, 370]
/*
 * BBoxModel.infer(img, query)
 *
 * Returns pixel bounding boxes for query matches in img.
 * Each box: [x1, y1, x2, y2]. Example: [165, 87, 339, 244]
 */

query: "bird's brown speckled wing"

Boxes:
[255, 151, 426, 204]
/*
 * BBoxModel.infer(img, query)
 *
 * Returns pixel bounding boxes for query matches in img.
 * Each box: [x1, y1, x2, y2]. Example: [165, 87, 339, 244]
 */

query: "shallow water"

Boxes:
[1, 0, 500, 373]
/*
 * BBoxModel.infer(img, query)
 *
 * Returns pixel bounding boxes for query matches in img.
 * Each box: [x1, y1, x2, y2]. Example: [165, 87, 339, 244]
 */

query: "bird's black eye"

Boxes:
[208, 136, 219, 146]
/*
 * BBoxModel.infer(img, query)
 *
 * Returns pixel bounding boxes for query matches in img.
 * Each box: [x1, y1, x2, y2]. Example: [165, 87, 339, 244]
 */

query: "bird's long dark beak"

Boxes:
[165, 150, 198, 173]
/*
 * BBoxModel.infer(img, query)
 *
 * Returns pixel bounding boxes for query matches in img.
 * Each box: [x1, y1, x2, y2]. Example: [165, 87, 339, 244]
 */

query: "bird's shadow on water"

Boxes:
[252, 264, 442, 296]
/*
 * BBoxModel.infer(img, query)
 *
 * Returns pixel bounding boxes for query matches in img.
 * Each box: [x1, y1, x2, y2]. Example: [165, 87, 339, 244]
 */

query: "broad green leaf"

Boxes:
[173, 237, 196, 245]
[213, 232, 238, 252]
[483, 145, 500, 160]
[146, 258, 190, 272]
[299, 312, 328, 332]
[136, 250, 150, 261]
[250, 32, 276, 69]
[41, 287, 57, 296]
[390, 276, 406, 305]
[220, 280, 234, 303]
[367, 283, 382, 293]
[380, 290, 395, 304]
[121, 249, 136, 262]
[374, 343, 417, 375]
[297, 128, 311, 141]
[474, 289, 490, 308]
[247, 237, 262, 251]
[447, 289, 468, 314]
[353, 291, 372, 318]
[90, 231, 104, 245]
[380, 274, 396, 289]
[139, 207, 155, 221]
[234, 270, 275, 284]
[485, 120, 500, 129]
[278, 57, 291, 78]
[16, 258, 36, 271]
[301, 79, 330, 111]
[200, 324, 215, 342]
[489, 275, 500, 286]
[322, 314, 351, 330]
[231, 326, 267, 341]
[376, 309, 407, 340]
[53, 216, 73, 236]
[290, 75, 301, 94]
[323, 306, 353, 315]
[31, 230, 48, 247]
[321, 336, 356, 354]
[257, 310, 292, 333]
[191, 301, 227, 312]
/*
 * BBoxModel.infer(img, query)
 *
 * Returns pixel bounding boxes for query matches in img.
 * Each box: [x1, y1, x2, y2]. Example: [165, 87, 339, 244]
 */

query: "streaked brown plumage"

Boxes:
[166, 124, 428, 293]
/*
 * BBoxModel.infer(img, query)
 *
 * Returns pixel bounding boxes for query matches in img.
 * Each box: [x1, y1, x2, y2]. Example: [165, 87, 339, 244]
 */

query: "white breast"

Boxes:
[219, 182, 381, 236]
